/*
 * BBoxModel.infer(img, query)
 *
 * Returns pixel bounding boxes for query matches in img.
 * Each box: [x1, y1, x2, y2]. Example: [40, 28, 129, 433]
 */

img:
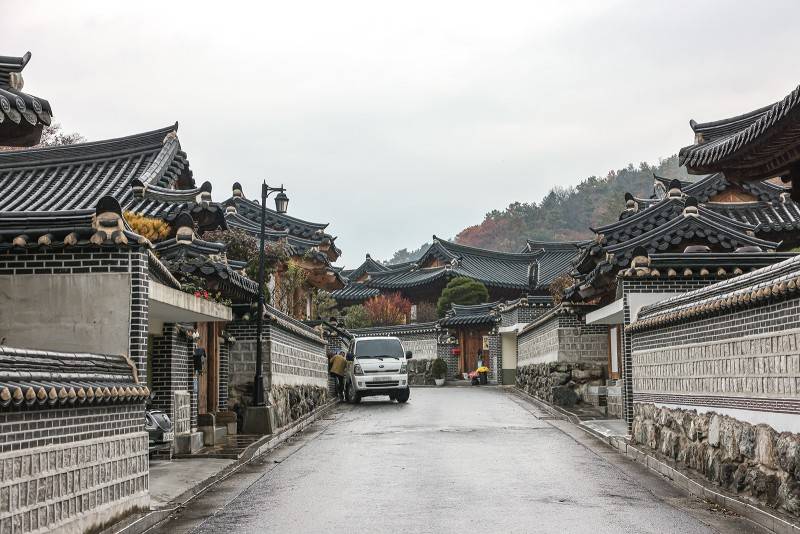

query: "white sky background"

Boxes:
[6, 1, 800, 266]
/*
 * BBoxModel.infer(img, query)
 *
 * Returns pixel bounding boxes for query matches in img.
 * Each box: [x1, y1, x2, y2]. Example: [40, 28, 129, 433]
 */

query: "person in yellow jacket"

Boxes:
[329, 350, 348, 400]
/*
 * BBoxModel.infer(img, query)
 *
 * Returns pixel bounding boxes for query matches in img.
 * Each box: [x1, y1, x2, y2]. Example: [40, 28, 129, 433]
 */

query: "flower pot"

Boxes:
[434, 378, 445, 387]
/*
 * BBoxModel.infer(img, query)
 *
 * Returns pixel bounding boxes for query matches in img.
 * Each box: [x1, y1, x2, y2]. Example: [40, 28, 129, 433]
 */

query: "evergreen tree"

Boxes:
[436, 277, 489, 317]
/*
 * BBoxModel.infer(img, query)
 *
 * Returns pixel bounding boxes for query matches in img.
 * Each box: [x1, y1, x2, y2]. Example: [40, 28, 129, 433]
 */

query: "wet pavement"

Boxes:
[153, 387, 766, 534]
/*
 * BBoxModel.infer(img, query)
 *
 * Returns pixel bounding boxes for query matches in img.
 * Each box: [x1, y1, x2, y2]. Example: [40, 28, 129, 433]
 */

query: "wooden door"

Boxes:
[608, 325, 622, 380]
[461, 330, 483, 374]
[197, 324, 208, 414]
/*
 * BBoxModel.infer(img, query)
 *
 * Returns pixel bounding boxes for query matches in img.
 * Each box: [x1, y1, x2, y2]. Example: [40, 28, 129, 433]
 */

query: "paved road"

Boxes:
[156, 387, 764, 534]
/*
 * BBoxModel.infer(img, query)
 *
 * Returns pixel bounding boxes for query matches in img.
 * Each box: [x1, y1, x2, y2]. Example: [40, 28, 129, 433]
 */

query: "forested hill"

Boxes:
[454, 155, 689, 252]
[385, 155, 688, 263]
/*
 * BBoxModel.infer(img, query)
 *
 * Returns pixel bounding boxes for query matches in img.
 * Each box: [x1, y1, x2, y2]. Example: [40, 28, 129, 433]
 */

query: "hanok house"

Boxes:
[437, 302, 501, 380]
[0, 52, 53, 147]
[223, 183, 345, 320]
[0, 124, 252, 456]
[331, 237, 581, 311]
[567, 172, 800, 425]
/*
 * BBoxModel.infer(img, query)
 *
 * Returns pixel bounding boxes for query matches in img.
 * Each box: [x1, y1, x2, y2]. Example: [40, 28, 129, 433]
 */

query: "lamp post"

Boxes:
[253, 181, 289, 406]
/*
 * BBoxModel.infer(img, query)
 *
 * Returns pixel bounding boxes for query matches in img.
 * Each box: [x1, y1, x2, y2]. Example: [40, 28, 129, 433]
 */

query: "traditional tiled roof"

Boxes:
[0, 196, 150, 252]
[223, 184, 340, 261]
[153, 213, 258, 301]
[349, 322, 439, 337]
[0, 124, 204, 217]
[328, 282, 381, 305]
[679, 83, 800, 181]
[618, 251, 796, 280]
[518, 303, 596, 336]
[439, 301, 501, 327]
[629, 254, 800, 333]
[0, 52, 53, 147]
[0, 346, 148, 408]
[568, 197, 783, 301]
[342, 254, 388, 282]
[522, 240, 585, 286]
[264, 305, 325, 344]
[367, 237, 540, 291]
[497, 294, 554, 313]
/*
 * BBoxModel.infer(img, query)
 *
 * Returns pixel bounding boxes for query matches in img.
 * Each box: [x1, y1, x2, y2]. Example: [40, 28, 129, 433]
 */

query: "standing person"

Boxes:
[329, 350, 347, 400]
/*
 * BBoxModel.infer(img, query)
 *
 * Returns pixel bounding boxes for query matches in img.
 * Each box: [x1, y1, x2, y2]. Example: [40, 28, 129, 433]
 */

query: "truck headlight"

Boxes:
[354, 364, 364, 375]
[400, 362, 407, 373]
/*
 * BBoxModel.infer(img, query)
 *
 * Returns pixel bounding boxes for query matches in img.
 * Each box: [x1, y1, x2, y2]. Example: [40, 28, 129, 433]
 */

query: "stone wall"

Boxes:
[632, 403, 800, 517]
[0, 404, 149, 533]
[227, 313, 329, 431]
[630, 298, 800, 432]
[517, 309, 608, 367]
[269, 384, 329, 429]
[516, 361, 605, 406]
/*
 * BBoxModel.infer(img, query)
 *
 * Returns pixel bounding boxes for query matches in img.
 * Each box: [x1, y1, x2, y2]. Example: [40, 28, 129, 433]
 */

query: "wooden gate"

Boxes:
[196, 322, 220, 415]
[460, 330, 485, 374]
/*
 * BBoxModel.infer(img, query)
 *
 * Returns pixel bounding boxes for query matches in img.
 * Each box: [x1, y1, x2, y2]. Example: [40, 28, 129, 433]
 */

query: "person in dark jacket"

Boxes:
[329, 350, 347, 400]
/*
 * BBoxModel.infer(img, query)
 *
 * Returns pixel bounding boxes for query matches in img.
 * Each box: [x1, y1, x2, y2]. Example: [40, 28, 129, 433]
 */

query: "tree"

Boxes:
[385, 243, 430, 265]
[343, 305, 371, 329]
[414, 301, 438, 323]
[436, 277, 489, 317]
[362, 292, 412, 326]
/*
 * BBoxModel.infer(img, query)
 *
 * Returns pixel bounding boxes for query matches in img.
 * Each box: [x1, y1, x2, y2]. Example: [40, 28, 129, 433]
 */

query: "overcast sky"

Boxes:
[7, 1, 800, 266]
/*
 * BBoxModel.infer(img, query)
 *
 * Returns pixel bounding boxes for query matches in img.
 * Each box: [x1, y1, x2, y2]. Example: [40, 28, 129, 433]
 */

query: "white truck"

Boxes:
[345, 336, 412, 404]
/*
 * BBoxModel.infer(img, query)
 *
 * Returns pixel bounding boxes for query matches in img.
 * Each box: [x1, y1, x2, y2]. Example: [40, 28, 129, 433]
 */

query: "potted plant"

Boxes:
[431, 358, 448, 386]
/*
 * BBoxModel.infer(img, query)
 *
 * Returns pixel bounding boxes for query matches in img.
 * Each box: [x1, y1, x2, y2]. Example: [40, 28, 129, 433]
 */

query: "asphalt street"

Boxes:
[154, 387, 766, 534]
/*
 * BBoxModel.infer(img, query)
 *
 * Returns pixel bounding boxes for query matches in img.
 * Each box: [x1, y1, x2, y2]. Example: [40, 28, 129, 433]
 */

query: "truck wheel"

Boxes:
[396, 388, 410, 403]
[348, 381, 361, 404]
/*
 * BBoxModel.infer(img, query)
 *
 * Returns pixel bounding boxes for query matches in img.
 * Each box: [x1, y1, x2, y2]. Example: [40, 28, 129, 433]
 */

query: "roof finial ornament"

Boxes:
[683, 196, 699, 217]
[667, 179, 683, 199]
[232, 182, 244, 198]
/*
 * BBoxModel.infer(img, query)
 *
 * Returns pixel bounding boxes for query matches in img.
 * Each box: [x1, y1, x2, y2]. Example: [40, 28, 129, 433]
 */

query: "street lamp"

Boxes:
[252, 180, 289, 406]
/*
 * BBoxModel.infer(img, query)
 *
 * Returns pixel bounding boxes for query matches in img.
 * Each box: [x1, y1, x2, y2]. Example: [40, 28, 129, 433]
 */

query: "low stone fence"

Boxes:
[350, 323, 440, 385]
[632, 403, 800, 517]
[516, 361, 605, 407]
[228, 307, 329, 430]
[514, 305, 608, 406]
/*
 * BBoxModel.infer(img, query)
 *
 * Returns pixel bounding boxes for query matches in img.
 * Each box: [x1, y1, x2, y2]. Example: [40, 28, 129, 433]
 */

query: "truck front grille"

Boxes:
[366, 381, 399, 387]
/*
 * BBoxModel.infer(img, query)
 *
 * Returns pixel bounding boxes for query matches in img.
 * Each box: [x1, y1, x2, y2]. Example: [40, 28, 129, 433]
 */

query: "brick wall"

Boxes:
[219, 339, 231, 410]
[0, 248, 150, 381]
[630, 296, 800, 426]
[0, 403, 149, 533]
[149, 324, 193, 431]
[227, 317, 328, 405]
[620, 278, 720, 429]
[517, 311, 608, 367]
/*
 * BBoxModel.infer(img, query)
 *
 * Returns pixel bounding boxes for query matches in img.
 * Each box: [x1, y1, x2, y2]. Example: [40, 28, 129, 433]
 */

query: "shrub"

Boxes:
[363, 292, 413, 326]
[436, 277, 489, 317]
[548, 273, 575, 305]
[124, 211, 171, 242]
[343, 305, 372, 329]
[431, 358, 448, 380]
[414, 301, 438, 323]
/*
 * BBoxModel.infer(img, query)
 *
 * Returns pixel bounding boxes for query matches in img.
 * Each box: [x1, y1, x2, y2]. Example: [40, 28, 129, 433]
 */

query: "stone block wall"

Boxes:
[632, 403, 800, 517]
[517, 311, 608, 367]
[516, 361, 605, 406]
[0, 404, 149, 533]
[227, 314, 329, 430]
[630, 298, 800, 430]
[219, 339, 231, 410]
[173, 391, 192, 436]
[620, 278, 720, 429]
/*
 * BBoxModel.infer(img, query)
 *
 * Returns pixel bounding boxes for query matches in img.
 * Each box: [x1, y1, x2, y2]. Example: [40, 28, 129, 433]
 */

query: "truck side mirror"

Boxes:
[346, 353, 355, 361]
[405, 351, 413, 359]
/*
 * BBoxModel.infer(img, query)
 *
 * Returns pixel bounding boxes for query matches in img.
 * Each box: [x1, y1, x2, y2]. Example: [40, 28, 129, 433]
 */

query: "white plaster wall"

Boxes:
[501, 332, 517, 370]
[0, 273, 131, 355]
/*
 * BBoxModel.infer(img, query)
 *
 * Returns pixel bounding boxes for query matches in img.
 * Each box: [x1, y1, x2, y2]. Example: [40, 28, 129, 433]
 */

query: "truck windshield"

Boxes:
[355, 339, 404, 359]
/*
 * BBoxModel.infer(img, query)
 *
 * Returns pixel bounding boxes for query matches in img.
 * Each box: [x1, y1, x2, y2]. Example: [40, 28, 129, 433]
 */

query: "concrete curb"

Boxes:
[509, 387, 800, 534]
[107, 399, 340, 534]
